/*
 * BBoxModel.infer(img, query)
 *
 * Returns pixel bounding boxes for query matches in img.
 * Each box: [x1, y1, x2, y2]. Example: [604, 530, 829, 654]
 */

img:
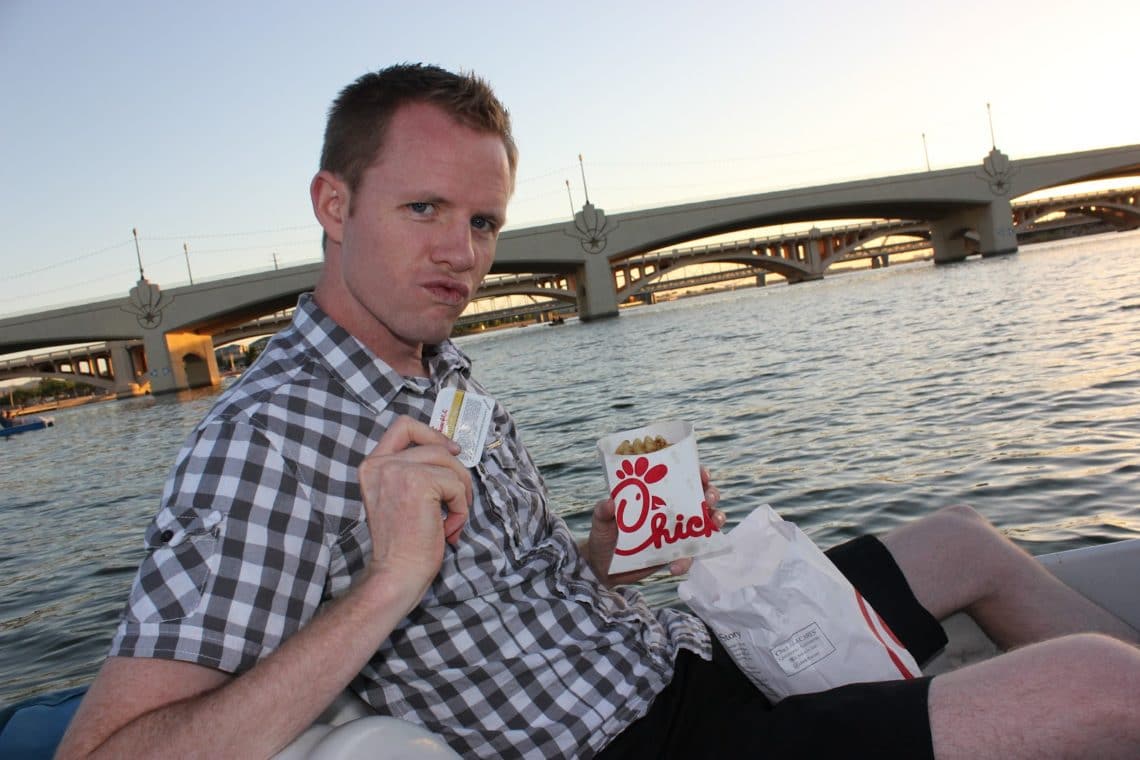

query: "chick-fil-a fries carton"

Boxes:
[596, 420, 727, 574]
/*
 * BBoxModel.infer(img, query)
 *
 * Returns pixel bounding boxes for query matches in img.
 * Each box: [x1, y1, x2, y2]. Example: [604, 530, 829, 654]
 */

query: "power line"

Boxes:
[1, 239, 133, 282]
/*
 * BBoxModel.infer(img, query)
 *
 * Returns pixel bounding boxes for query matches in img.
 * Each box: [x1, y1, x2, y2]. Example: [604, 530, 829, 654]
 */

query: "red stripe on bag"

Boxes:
[855, 591, 916, 679]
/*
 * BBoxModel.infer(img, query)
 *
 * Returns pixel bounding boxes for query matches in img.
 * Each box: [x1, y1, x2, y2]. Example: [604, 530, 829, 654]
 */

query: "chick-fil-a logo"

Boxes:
[611, 456, 720, 556]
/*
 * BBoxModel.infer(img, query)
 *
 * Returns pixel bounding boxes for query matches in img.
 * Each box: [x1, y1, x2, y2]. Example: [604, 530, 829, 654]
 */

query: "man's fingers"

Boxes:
[372, 415, 461, 457]
[358, 415, 475, 551]
[435, 468, 471, 545]
[699, 467, 720, 507]
[593, 497, 617, 523]
[363, 415, 473, 507]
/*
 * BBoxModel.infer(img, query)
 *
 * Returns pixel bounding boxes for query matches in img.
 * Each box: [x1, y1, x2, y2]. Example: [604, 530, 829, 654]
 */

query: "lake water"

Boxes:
[3, 230, 1139, 708]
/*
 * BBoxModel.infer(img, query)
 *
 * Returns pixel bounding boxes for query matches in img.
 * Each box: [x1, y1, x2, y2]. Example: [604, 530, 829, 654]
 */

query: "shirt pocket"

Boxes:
[480, 436, 549, 549]
[127, 509, 223, 624]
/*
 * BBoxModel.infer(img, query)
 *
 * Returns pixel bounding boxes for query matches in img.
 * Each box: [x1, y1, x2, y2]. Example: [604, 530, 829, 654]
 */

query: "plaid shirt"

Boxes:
[111, 294, 712, 759]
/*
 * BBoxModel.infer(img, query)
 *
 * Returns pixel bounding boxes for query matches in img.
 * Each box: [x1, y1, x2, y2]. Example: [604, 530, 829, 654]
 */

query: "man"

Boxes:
[59, 64, 1139, 759]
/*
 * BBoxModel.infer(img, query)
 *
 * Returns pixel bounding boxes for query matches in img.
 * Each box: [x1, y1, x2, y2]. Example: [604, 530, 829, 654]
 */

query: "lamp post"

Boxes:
[132, 228, 145, 279]
[986, 102, 997, 149]
[578, 154, 591, 204]
[183, 242, 194, 285]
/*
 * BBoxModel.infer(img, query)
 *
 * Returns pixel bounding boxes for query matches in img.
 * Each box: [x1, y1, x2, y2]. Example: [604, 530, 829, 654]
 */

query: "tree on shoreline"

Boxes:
[2, 378, 97, 410]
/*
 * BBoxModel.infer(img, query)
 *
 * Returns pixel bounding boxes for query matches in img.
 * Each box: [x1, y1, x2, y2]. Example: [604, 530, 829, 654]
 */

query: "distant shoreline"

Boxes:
[11, 394, 112, 416]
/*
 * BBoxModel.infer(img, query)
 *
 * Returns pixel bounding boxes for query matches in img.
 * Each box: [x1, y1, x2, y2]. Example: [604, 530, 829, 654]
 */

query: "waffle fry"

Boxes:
[615, 435, 670, 455]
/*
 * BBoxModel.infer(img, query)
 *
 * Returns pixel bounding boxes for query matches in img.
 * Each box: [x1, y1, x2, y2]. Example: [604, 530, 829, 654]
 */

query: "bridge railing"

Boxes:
[1013, 186, 1139, 208]
[0, 343, 117, 372]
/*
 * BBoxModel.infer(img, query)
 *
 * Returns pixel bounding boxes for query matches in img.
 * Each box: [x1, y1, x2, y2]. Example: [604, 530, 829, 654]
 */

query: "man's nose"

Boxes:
[432, 220, 476, 271]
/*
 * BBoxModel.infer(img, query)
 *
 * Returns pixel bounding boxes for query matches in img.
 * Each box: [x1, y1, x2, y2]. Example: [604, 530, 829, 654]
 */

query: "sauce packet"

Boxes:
[430, 387, 493, 467]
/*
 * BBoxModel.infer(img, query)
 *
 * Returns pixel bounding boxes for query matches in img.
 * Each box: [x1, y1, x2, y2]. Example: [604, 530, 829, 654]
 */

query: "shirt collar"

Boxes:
[291, 294, 473, 412]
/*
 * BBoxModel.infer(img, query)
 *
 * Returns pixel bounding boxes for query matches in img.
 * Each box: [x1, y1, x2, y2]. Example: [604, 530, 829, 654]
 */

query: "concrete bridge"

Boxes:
[2, 144, 1138, 394]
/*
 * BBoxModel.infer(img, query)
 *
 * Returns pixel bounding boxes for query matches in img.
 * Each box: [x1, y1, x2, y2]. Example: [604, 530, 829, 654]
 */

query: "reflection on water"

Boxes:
[3, 231, 1139, 705]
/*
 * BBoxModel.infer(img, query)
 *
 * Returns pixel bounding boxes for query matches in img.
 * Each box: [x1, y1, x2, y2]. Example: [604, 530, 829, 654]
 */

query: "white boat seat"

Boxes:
[273, 690, 460, 759]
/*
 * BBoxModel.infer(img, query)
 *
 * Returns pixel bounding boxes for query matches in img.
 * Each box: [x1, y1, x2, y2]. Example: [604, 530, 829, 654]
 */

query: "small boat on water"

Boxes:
[2, 537, 1138, 759]
[0, 416, 54, 439]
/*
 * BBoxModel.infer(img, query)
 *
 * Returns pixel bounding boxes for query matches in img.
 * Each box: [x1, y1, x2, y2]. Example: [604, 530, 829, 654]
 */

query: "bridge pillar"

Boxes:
[930, 200, 1018, 264]
[976, 197, 1018, 257]
[806, 229, 823, 275]
[108, 340, 145, 398]
[141, 331, 222, 395]
[576, 254, 620, 321]
[929, 214, 973, 264]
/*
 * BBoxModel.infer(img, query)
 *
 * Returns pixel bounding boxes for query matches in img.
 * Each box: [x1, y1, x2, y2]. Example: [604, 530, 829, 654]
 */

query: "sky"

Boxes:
[2, 0, 1139, 319]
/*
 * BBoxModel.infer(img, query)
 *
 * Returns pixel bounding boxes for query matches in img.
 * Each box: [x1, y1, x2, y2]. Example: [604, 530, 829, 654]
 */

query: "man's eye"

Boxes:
[471, 216, 496, 232]
[408, 202, 434, 214]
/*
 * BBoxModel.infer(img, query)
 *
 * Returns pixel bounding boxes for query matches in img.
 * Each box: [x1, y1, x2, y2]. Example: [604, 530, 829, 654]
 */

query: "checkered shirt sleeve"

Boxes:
[111, 417, 334, 671]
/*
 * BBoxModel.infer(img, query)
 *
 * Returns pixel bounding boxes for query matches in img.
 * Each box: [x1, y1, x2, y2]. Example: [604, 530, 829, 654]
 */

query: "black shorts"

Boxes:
[597, 535, 948, 759]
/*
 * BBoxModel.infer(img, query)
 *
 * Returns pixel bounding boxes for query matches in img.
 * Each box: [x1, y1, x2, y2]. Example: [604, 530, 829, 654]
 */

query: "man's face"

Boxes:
[332, 101, 512, 361]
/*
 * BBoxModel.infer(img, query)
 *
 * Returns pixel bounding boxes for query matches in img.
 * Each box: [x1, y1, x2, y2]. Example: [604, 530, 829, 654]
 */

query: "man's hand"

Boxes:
[583, 466, 726, 587]
[357, 416, 473, 606]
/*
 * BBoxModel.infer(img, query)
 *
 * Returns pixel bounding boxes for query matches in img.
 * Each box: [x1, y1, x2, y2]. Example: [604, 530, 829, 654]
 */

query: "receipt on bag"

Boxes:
[430, 387, 493, 467]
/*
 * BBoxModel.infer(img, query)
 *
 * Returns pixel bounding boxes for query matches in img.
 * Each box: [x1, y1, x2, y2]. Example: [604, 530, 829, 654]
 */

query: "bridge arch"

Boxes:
[470, 284, 576, 304]
[1020, 200, 1139, 227]
[615, 252, 810, 302]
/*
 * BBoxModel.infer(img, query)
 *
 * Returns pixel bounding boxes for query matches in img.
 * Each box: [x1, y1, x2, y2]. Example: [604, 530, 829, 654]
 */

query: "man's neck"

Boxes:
[311, 288, 428, 378]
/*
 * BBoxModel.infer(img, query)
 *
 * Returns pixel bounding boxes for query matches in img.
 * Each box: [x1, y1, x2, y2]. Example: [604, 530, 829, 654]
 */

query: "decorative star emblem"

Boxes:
[564, 202, 619, 254]
[121, 277, 173, 329]
[977, 148, 1018, 197]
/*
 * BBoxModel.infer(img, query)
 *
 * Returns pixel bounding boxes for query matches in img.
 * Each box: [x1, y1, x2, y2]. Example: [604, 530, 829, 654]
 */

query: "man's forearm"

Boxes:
[59, 573, 417, 760]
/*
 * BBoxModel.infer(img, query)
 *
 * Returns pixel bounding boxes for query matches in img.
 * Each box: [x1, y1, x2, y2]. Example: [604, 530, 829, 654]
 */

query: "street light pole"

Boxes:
[183, 242, 194, 285]
[578, 154, 591, 205]
[986, 102, 997, 149]
[132, 228, 145, 279]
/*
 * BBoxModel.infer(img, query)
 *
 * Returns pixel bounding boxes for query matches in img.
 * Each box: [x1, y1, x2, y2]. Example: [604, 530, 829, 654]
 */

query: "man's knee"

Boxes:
[929, 504, 993, 533]
[893, 504, 1006, 562]
[1046, 632, 1140, 677]
[924, 505, 1015, 559]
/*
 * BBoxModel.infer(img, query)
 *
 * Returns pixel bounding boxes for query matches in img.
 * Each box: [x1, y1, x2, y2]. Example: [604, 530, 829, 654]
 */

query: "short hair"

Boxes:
[320, 63, 518, 203]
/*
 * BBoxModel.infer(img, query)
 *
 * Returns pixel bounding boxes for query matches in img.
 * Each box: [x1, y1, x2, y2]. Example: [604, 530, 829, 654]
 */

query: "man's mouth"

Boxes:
[424, 279, 470, 306]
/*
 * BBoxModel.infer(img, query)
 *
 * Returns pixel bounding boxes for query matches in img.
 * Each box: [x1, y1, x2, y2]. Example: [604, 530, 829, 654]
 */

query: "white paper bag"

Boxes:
[677, 505, 920, 703]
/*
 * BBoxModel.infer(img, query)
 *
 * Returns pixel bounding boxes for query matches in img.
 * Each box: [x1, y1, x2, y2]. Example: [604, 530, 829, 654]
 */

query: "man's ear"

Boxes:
[311, 171, 347, 245]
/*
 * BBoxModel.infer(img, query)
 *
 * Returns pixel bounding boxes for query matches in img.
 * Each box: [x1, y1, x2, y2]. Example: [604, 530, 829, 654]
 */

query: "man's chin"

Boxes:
[417, 321, 460, 346]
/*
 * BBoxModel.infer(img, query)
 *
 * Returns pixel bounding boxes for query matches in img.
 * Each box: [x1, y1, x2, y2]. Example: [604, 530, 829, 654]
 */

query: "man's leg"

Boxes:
[881, 504, 1139, 648]
[927, 633, 1140, 758]
[883, 505, 1140, 758]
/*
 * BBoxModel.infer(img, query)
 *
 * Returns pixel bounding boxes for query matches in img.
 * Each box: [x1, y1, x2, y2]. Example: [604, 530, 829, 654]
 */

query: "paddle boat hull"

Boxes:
[0, 416, 54, 438]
